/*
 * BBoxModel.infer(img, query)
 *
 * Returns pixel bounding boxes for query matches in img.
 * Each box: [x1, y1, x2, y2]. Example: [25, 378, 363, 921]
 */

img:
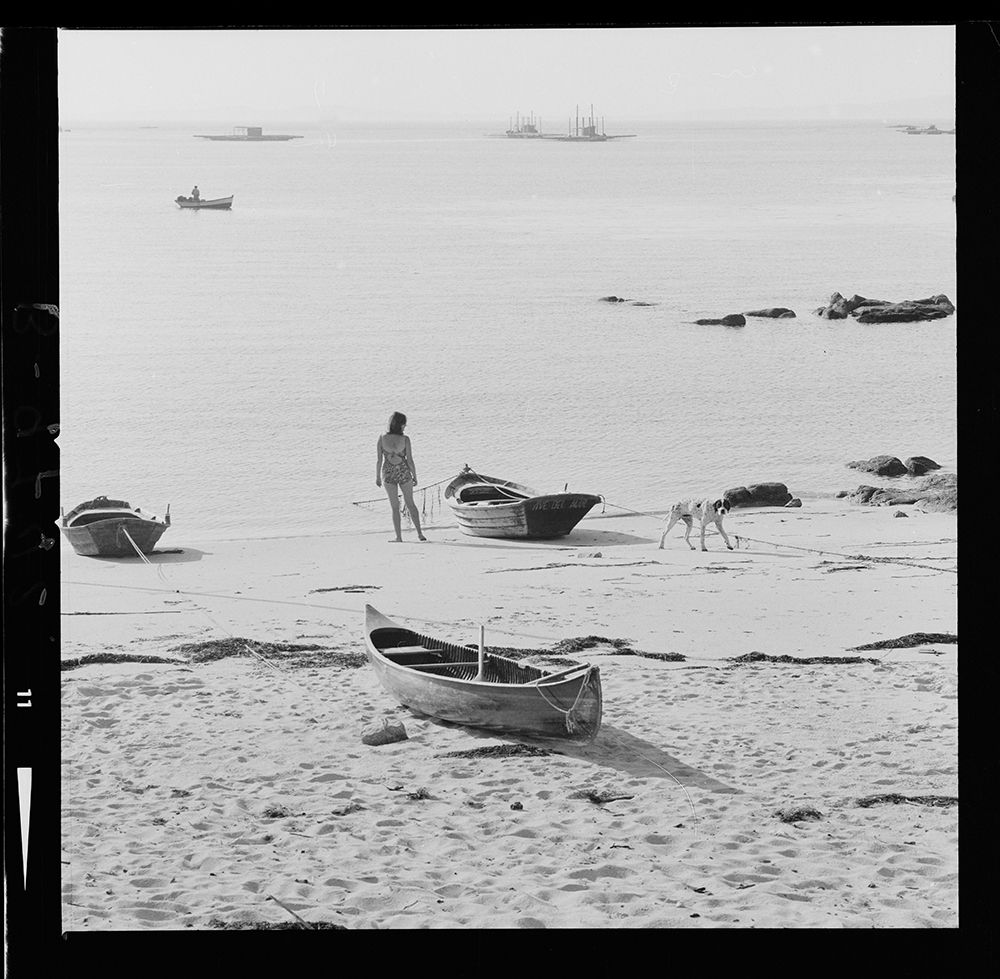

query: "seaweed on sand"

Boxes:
[856, 794, 958, 808]
[168, 638, 367, 669]
[729, 652, 880, 666]
[775, 805, 824, 823]
[849, 632, 957, 651]
[439, 744, 552, 759]
[207, 917, 347, 930]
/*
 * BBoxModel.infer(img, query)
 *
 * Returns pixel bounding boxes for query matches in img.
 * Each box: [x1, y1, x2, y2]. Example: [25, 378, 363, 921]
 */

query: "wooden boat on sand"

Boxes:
[445, 465, 601, 539]
[175, 195, 233, 209]
[60, 497, 170, 557]
[364, 605, 603, 743]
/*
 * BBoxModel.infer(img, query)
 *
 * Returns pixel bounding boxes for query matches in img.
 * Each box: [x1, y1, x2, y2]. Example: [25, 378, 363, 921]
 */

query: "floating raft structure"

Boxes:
[193, 126, 302, 141]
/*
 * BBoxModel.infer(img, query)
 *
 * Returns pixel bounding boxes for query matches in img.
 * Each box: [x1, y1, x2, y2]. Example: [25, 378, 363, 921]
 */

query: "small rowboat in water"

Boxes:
[364, 605, 603, 743]
[445, 466, 601, 539]
[175, 195, 233, 209]
[60, 497, 170, 557]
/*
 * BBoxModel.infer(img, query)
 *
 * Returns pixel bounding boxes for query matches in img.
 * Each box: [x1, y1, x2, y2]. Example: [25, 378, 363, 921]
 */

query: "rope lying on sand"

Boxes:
[599, 500, 957, 575]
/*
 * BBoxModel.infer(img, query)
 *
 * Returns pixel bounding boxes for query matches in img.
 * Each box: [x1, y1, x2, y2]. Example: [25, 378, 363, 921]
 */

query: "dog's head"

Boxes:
[713, 499, 729, 517]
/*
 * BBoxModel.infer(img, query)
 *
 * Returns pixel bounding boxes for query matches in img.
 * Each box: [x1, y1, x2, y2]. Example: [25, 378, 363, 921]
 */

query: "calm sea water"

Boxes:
[59, 120, 956, 540]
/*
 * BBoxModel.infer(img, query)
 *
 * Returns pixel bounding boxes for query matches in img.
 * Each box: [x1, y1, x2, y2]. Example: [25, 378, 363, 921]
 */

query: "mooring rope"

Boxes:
[729, 533, 957, 574]
[602, 498, 956, 575]
[351, 469, 460, 527]
[533, 667, 593, 734]
[117, 532, 322, 692]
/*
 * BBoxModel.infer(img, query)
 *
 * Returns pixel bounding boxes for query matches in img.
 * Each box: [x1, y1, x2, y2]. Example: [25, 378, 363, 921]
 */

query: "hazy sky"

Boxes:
[57, 26, 955, 124]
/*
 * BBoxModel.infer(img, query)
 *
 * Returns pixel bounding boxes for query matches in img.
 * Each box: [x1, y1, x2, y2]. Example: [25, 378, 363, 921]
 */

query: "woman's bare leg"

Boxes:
[383, 482, 403, 541]
[399, 482, 427, 540]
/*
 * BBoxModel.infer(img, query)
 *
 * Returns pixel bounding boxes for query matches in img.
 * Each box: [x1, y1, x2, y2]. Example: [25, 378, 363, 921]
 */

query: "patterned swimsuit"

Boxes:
[381, 437, 412, 485]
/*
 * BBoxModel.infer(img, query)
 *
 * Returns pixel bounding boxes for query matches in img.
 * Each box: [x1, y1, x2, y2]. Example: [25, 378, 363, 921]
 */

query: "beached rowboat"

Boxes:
[445, 466, 601, 539]
[175, 195, 233, 209]
[60, 497, 170, 557]
[364, 605, 603, 742]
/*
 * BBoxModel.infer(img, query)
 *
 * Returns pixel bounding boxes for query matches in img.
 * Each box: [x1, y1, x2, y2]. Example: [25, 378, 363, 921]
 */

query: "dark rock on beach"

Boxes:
[361, 717, 408, 746]
[600, 296, 628, 303]
[848, 485, 921, 507]
[746, 482, 794, 506]
[722, 486, 753, 509]
[913, 472, 958, 511]
[744, 307, 796, 318]
[694, 314, 746, 326]
[784, 498, 802, 508]
[845, 472, 956, 511]
[723, 482, 793, 508]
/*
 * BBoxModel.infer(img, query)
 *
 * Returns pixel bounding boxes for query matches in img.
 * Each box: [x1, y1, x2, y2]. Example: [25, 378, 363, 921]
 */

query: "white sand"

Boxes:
[61, 500, 957, 928]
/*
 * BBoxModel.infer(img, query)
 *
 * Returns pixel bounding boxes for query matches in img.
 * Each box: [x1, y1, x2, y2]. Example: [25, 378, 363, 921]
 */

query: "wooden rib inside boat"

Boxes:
[364, 605, 602, 743]
[445, 466, 601, 539]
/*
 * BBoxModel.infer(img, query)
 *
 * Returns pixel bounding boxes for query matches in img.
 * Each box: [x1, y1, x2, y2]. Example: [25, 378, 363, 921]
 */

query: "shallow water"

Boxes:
[59, 120, 956, 539]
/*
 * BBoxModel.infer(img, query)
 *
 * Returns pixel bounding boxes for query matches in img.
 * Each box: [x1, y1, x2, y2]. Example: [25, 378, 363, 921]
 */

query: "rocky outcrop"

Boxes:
[814, 292, 891, 319]
[914, 472, 958, 512]
[855, 298, 953, 323]
[847, 455, 908, 477]
[845, 472, 956, 511]
[904, 455, 941, 476]
[694, 314, 745, 327]
[745, 307, 796, 318]
[723, 482, 793, 508]
[814, 291, 955, 323]
[847, 485, 921, 506]
[784, 498, 802, 508]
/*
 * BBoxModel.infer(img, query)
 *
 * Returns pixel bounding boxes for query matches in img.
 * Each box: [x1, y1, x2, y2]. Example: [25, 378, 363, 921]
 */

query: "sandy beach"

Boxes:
[60, 499, 958, 929]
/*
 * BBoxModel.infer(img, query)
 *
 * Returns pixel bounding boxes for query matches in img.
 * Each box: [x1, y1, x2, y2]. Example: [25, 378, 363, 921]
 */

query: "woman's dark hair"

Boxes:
[387, 412, 407, 435]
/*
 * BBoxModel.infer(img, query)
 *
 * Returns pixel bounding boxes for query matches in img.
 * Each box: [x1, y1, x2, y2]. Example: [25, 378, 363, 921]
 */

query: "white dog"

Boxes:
[658, 498, 733, 551]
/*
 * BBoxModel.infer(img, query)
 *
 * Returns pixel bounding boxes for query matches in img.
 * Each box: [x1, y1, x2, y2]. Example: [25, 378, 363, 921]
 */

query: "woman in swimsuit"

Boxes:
[375, 411, 427, 543]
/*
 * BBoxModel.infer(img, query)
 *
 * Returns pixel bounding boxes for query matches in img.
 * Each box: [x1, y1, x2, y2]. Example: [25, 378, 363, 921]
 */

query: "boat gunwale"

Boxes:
[365, 611, 593, 692]
[65, 512, 165, 524]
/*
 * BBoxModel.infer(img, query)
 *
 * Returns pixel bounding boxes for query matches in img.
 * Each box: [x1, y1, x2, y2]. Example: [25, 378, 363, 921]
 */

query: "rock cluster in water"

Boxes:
[744, 307, 796, 318]
[814, 292, 955, 323]
[847, 455, 941, 477]
[694, 314, 746, 326]
[599, 296, 658, 307]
